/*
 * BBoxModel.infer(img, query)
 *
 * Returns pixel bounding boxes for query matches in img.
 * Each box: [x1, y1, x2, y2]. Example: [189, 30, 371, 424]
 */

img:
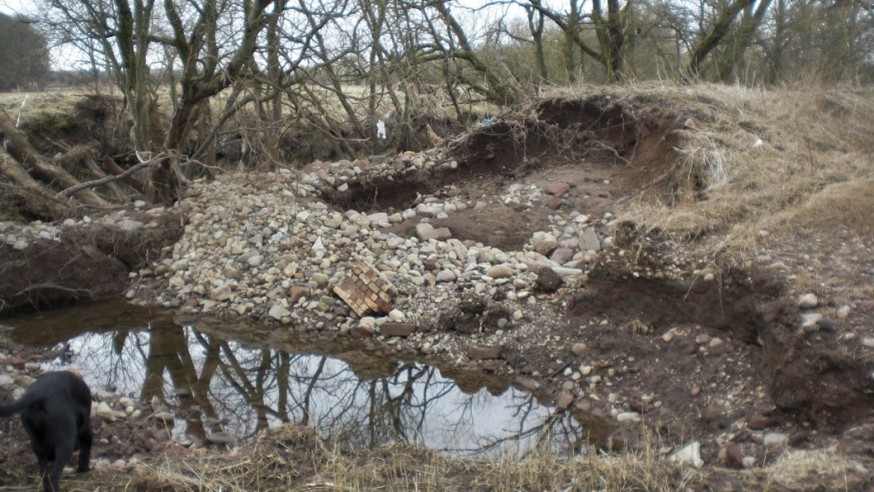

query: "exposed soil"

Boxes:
[0, 211, 182, 314]
[324, 99, 680, 253]
[321, 94, 874, 464]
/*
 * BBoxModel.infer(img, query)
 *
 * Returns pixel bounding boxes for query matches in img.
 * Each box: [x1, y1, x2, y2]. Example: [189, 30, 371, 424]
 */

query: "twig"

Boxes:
[15, 94, 29, 128]
[55, 159, 153, 199]
[17, 283, 91, 296]
[42, 136, 73, 153]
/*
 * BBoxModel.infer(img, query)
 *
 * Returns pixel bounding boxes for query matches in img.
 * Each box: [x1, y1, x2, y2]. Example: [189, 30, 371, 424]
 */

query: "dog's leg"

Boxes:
[45, 412, 77, 492]
[45, 438, 74, 492]
[77, 420, 92, 472]
[24, 427, 49, 486]
[36, 457, 49, 491]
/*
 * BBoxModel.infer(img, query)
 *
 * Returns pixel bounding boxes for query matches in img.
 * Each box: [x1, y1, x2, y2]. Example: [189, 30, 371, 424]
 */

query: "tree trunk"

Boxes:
[768, 0, 786, 83]
[196, 102, 217, 173]
[564, 0, 580, 82]
[528, 9, 549, 82]
[0, 108, 108, 207]
[0, 150, 71, 218]
[592, 0, 629, 81]
[714, 0, 772, 82]
[0, 148, 47, 194]
[685, 0, 755, 80]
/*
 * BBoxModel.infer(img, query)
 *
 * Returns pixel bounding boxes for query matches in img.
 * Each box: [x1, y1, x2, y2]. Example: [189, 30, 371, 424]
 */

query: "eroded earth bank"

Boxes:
[2, 86, 874, 490]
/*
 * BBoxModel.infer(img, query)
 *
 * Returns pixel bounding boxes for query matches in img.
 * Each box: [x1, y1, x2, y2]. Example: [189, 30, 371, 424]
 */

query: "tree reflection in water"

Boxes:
[13, 306, 588, 458]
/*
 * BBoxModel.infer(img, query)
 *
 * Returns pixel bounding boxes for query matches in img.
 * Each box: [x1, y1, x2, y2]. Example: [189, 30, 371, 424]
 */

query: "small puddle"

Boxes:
[4, 301, 591, 458]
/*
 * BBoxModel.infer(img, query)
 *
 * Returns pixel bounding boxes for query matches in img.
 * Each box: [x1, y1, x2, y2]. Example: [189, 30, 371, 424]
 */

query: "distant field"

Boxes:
[0, 90, 90, 123]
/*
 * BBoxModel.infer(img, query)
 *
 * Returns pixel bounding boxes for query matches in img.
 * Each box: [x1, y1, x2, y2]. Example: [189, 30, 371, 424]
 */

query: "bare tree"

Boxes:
[684, 0, 757, 79]
[37, 0, 337, 203]
[437, 2, 522, 103]
[519, 0, 631, 82]
[712, 0, 773, 81]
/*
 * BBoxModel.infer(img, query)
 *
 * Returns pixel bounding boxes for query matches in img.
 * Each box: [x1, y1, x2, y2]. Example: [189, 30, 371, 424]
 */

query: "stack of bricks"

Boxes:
[333, 262, 398, 316]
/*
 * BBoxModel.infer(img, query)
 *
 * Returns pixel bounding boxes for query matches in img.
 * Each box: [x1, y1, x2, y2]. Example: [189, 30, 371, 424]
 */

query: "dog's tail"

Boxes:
[0, 392, 39, 417]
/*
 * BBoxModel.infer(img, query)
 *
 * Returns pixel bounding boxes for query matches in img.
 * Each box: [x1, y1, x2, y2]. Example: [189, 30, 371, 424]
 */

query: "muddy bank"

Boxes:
[0, 207, 182, 314]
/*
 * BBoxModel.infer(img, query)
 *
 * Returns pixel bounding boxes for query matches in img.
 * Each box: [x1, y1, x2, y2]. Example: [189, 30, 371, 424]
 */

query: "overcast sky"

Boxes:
[1, 0, 32, 16]
[1, 0, 525, 70]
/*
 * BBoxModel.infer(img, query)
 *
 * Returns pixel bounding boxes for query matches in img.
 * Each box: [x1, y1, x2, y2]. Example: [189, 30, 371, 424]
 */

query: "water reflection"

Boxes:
[5, 301, 588, 458]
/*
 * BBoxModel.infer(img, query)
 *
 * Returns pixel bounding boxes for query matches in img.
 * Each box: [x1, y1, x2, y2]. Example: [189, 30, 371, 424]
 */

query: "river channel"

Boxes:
[4, 300, 590, 458]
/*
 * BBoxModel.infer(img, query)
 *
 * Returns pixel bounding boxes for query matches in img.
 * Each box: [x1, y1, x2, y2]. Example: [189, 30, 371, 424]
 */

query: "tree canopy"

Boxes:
[0, 14, 50, 91]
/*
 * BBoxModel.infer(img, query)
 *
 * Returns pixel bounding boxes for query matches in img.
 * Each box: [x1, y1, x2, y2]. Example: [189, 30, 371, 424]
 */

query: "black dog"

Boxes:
[0, 370, 93, 492]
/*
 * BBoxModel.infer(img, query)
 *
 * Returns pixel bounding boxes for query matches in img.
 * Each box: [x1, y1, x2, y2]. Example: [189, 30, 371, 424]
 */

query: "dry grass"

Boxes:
[60, 423, 870, 492]
[750, 449, 866, 491]
[765, 178, 874, 237]
[468, 446, 694, 491]
[532, 83, 874, 251]
[0, 90, 85, 123]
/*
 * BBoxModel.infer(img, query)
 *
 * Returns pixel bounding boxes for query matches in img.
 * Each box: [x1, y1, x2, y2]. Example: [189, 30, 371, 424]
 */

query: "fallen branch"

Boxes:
[82, 157, 128, 201]
[56, 159, 152, 199]
[102, 154, 147, 194]
[0, 149, 73, 218]
[46, 140, 129, 201]
[0, 107, 109, 207]
[0, 148, 46, 193]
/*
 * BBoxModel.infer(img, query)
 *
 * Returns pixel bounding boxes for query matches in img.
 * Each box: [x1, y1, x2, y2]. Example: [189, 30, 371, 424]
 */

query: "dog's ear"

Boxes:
[66, 368, 83, 379]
